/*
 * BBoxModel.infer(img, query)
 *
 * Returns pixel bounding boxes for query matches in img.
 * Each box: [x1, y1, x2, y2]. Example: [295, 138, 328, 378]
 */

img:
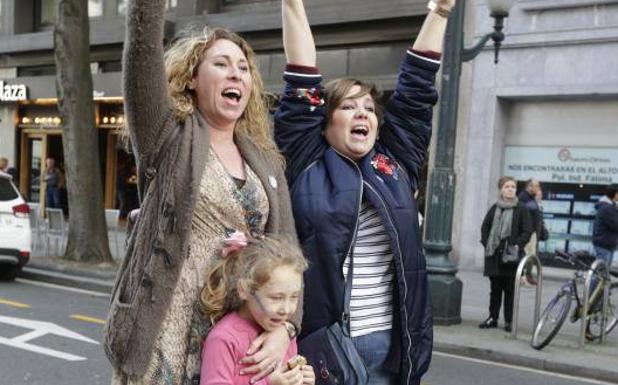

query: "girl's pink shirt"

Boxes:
[200, 312, 298, 385]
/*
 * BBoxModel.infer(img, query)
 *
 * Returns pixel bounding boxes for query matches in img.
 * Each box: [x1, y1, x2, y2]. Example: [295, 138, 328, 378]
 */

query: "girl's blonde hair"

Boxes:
[201, 236, 308, 324]
[164, 27, 281, 160]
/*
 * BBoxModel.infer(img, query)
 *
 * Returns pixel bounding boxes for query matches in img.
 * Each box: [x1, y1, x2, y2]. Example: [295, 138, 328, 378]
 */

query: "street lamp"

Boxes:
[423, 0, 515, 325]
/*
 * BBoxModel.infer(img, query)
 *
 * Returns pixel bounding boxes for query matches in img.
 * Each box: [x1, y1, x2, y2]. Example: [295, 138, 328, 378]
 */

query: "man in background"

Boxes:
[592, 184, 618, 269]
[43, 157, 61, 209]
[519, 178, 548, 255]
[0, 157, 19, 186]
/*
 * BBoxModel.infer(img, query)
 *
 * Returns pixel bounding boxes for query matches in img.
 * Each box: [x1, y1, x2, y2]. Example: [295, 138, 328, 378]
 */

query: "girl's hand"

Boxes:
[239, 326, 290, 383]
[301, 365, 315, 385]
[269, 366, 304, 385]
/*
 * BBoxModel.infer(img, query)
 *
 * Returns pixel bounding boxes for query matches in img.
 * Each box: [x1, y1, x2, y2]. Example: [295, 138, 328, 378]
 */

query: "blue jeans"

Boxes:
[352, 329, 397, 385]
[590, 246, 616, 296]
[594, 246, 615, 269]
[46, 186, 61, 209]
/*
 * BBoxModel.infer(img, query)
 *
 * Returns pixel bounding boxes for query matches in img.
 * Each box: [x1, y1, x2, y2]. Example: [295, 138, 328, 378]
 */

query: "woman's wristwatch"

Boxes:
[284, 321, 298, 339]
[427, 0, 451, 18]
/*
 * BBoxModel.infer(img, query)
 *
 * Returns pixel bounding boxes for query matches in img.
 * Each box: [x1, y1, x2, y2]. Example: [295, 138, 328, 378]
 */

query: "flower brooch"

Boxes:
[295, 88, 325, 111]
[371, 153, 399, 180]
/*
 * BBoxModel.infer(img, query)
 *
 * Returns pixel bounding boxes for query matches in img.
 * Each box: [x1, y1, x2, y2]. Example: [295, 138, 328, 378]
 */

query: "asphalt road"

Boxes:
[0, 278, 112, 385]
[0, 278, 614, 385]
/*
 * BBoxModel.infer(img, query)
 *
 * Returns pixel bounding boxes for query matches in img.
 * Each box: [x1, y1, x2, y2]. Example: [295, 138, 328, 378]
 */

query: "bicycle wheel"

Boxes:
[532, 286, 572, 350]
[586, 282, 618, 339]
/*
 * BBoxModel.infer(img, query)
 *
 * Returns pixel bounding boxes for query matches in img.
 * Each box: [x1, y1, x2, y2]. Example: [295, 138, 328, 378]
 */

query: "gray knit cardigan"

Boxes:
[103, 0, 298, 376]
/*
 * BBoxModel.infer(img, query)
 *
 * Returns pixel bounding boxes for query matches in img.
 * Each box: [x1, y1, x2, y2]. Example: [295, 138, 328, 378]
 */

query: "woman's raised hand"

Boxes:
[282, 0, 316, 66]
[239, 326, 290, 383]
[435, 0, 456, 11]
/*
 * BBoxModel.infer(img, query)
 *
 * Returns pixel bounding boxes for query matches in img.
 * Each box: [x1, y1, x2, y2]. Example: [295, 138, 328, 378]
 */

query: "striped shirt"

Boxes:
[343, 201, 394, 337]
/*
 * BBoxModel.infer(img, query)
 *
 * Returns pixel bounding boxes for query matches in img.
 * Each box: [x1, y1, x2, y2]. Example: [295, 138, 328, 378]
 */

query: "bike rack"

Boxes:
[512, 254, 543, 339]
[580, 260, 611, 347]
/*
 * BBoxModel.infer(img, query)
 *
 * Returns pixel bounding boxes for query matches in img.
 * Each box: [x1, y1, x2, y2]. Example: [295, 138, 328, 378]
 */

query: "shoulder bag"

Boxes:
[501, 242, 520, 265]
[298, 254, 368, 385]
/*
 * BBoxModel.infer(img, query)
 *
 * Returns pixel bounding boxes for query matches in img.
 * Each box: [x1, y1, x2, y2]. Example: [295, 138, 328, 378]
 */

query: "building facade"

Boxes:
[0, 0, 429, 215]
[455, 0, 618, 269]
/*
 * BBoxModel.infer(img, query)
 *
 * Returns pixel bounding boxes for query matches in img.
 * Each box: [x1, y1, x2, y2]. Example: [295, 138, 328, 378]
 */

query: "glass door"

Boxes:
[27, 137, 43, 203]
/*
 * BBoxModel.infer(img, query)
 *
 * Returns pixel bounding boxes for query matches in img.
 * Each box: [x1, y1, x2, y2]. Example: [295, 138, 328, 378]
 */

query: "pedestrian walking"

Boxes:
[592, 184, 618, 269]
[274, 1, 455, 383]
[200, 235, 314, 385]
[480, 176, 533, 332]
[103, 1, 298, 384]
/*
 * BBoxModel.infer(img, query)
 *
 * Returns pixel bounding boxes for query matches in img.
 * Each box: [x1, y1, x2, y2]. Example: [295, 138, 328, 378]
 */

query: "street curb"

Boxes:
[433, 341, 618, 384]
[20, 266, 113, 294]
[27, 260, 118, 281]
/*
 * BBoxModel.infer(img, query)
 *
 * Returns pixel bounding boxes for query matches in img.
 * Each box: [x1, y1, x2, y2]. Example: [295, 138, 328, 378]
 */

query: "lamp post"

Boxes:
[423, 0, 515, 325]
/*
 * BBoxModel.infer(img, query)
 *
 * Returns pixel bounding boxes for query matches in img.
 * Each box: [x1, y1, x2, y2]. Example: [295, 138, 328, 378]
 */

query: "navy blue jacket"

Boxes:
[593, 196, 618, 251]
[274, 52, 439, 385]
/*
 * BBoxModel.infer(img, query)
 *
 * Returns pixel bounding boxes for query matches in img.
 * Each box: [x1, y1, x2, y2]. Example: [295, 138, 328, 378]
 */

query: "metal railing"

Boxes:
[580, 260, 611, 347]
[512, 254, 543, 339]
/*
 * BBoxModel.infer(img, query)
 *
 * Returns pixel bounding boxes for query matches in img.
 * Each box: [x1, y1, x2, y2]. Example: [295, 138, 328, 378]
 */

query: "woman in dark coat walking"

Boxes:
[480, 176, 533, 332]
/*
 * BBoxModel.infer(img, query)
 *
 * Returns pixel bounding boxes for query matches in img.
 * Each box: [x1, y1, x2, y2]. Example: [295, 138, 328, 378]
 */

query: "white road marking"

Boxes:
[0, 336, 87, 361]
[433, 351, 615, 384]
[16, 278, 109, 298]
[0, 315, 99, 362]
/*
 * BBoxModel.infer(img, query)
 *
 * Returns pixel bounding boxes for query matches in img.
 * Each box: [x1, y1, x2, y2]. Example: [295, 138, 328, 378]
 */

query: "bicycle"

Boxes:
[531, 250, 618, 350]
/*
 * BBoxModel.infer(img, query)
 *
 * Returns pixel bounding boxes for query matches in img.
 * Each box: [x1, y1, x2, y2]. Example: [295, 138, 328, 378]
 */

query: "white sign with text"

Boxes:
[504, 146, 618, 185]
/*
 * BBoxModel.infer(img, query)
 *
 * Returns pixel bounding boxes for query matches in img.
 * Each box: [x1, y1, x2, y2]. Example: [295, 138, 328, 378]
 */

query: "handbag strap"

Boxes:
[342, 252, 354, 335]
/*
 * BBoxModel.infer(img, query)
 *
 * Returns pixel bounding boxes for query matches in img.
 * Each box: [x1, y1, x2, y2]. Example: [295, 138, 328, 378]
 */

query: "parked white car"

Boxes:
[0, 171, 31, 280]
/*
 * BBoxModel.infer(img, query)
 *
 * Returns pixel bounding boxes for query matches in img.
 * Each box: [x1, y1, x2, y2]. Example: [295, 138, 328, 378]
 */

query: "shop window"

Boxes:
[37, 0, 104, 29]
[117, 0, 176, 16]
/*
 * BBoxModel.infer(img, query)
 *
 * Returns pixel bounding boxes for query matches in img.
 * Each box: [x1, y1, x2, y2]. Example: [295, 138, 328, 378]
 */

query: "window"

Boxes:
[38, 0, 104, 28]
[0, 178, 19, 201]
[39, 0, 59, 27]
[118, 0, 176, 16]
[100, 60, 122, 73]
[18, 65, 56, 77]
[89, 0, 103, 18]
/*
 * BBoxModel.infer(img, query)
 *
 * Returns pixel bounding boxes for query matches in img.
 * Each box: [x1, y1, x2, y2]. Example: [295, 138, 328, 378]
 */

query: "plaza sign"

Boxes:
[0, 80, 28, 102]
[504, 146, 618, 185]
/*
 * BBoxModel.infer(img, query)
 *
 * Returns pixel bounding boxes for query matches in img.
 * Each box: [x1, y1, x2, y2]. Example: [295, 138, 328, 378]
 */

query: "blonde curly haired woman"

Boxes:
[104, 1, 299, 384]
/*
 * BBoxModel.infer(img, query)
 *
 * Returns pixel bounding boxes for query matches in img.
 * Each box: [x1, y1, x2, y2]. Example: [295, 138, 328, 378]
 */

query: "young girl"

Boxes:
[200, 235, 315, 385]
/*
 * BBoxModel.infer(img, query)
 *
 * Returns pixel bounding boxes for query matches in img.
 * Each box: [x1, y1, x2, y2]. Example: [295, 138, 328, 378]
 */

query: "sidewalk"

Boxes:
[435, 269, 618, 383]
[18, 239, 618, 383]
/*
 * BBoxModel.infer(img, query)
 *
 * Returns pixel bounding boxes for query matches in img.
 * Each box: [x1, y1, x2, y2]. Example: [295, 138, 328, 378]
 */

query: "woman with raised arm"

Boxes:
[104, 1, 299, 384]
[275, 1, 455, 384]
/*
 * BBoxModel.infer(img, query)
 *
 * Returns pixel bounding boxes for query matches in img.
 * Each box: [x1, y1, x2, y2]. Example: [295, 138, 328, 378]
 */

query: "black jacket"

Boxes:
[480, 202, 533, 277]
[518, 191, 547, 241]
[592, 196, 618, 251]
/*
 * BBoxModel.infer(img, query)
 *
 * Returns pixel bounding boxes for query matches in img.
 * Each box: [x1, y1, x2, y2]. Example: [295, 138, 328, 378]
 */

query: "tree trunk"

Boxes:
[53, 0, 112, 263]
